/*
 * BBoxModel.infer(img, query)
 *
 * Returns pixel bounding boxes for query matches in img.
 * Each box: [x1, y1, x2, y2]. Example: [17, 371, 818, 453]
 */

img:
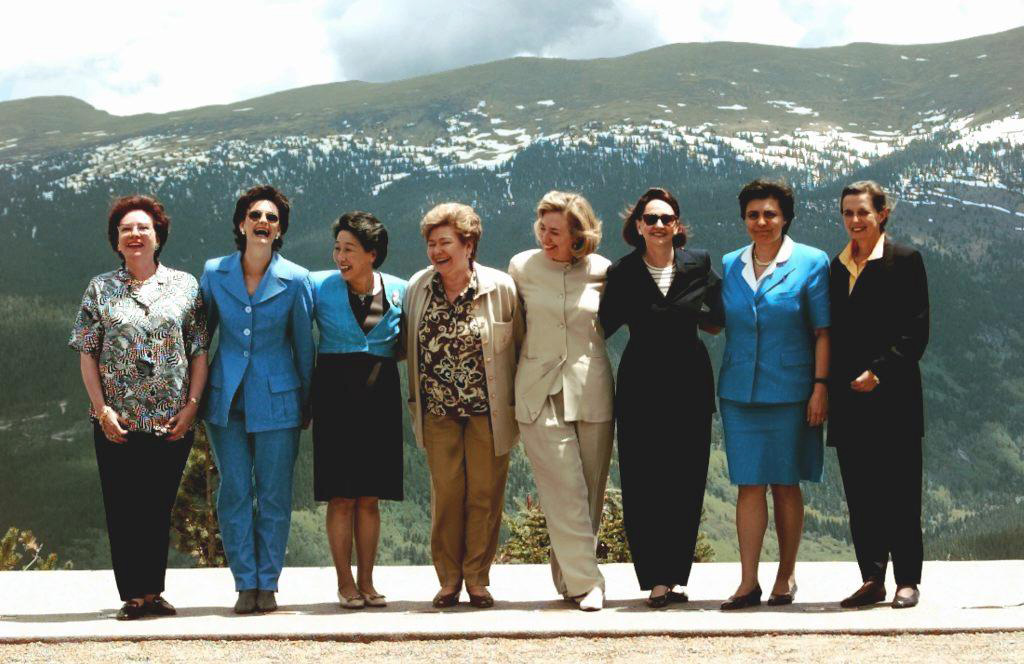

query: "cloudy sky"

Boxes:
[3, 0, 1023, 115]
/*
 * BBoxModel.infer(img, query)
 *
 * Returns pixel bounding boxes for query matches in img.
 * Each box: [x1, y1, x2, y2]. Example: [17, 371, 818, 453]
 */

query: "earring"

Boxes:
[241, 230, 246, 236]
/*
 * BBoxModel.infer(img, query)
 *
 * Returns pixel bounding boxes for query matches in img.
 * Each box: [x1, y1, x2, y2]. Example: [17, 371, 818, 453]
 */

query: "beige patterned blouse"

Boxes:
[69, 264, 209, 433]
[416, 271, 490, 417]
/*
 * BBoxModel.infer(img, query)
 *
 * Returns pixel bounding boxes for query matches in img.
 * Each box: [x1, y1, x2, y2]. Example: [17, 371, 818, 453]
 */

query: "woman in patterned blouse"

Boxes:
[69, 195, 209, 621]
[404, 203, 523, 609]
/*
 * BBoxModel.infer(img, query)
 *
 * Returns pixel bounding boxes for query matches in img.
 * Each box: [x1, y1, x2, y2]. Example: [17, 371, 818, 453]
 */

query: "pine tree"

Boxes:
[0, 527, 69, 570]
[169, 423, 226, 567]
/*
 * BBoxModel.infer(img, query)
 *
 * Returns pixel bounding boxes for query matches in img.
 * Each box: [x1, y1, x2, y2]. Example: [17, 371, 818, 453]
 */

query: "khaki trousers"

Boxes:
[520, 392, 614, 597]
[423, 413, 511, 587]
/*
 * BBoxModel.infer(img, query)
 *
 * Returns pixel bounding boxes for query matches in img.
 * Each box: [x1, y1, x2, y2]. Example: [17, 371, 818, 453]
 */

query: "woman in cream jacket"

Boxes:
[404, 203, 523, 609]
[507, 191, 614, 611]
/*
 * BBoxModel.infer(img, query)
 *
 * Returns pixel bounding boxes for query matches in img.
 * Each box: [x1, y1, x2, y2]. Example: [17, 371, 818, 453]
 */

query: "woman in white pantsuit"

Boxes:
[507, 191, 614, 611]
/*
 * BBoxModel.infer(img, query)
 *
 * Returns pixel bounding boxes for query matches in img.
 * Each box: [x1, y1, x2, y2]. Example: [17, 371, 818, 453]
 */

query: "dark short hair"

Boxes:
[332, 210, 389, 268]
[841, 180, 890, 231]
[622, 187, 689, 248]
[107, 195, 170, 265]
[232, 185, 290, 252]
[738, 179, 795, 235]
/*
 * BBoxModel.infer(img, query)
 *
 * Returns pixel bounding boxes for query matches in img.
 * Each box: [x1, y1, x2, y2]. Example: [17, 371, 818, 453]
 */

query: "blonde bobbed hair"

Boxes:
[534, 190, 602, 259]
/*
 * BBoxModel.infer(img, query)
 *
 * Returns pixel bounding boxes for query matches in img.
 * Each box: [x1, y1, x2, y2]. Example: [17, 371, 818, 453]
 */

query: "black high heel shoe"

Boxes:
[720, 585, 762, 611]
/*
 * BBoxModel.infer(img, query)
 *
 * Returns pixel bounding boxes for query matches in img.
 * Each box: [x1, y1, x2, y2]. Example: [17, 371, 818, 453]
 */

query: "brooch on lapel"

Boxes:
[391, 290, 402, 307]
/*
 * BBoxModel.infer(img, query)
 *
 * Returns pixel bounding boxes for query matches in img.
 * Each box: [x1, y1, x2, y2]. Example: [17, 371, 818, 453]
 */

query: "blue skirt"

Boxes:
[720, 399, 823, 485]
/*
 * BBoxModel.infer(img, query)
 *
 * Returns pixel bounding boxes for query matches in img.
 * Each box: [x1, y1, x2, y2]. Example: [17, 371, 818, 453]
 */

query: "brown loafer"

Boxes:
[468, 589, 494, 609]
[432, 589, 460, 609]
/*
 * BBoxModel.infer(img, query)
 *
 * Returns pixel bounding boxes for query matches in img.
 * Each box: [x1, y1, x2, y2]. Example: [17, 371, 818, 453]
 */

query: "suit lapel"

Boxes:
[219, 252, 252, 305]
[665, 248, 698, 300]
[755, 263, 796, 301]
[255, 253, 289, 304]
[727, 256, 755, 307]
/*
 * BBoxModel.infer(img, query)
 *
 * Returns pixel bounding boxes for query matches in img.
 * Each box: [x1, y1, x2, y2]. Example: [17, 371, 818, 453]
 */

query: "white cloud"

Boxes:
[1, 0, 1023, 115]
[0, 0, 342, 115]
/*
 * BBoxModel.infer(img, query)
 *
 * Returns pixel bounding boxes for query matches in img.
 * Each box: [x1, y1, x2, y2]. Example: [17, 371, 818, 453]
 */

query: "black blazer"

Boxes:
[827, 238, 929, 446]
[599, 247, 725, 418]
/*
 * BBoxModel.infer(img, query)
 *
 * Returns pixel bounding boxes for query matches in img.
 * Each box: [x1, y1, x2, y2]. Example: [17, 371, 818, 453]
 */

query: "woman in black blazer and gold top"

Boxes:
[828, 181, 929, 610]
[599, 187, 724, 608]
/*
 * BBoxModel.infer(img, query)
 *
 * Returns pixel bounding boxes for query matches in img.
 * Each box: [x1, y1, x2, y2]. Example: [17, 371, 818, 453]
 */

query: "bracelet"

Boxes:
[187, 396, 200, 406]
[813, 377, 828, 385]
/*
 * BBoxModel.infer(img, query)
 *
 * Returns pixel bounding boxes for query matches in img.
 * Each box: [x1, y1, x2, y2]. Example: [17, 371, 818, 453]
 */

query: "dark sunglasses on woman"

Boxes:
[641, 213, 678, 226]
[248, 210, 280, 223]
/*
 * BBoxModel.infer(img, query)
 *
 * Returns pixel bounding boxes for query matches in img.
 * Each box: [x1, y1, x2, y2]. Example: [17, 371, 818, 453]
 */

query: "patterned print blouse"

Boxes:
[69, 264, 209, 433]
[417, 271, 490, 417]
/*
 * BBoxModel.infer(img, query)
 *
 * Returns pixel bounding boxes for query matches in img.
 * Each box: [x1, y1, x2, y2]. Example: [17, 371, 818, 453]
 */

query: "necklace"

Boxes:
[752, 242, 781, 267]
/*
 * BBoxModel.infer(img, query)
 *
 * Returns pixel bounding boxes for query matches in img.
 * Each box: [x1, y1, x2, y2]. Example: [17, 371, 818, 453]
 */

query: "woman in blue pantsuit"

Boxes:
[201, 185, 315, 614]
[718, 179, 830, 611]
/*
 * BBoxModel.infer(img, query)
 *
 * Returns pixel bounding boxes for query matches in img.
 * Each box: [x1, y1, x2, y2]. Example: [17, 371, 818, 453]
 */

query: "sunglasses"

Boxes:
[248, 210, 280, 223]
[641, 213, 678, 226]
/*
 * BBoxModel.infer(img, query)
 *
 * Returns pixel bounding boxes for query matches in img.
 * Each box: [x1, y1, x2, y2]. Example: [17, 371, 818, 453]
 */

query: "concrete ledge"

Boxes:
[2, 561, 1023, 642]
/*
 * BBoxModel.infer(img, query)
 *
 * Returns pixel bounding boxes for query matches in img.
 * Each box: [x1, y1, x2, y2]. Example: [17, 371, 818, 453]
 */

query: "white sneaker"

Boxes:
[578, 587, 604, 611]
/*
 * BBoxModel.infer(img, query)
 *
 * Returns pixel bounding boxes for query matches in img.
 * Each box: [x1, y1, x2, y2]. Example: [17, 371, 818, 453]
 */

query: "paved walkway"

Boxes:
[2, 561, 1022, 642]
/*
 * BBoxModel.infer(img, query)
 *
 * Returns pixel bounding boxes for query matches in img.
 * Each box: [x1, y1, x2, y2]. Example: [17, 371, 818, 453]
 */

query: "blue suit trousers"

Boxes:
[207, 412, 299, 591]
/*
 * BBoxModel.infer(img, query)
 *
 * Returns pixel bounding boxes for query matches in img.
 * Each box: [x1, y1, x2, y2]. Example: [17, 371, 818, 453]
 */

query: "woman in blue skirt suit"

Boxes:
[718, 179, 830, 610]
[201, 185, 315, 615]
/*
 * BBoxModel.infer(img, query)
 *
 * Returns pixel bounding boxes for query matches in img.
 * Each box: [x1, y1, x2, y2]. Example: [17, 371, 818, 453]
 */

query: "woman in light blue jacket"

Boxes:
[718, 179, 830, 611]
[310, 211, 406, 610]
[201, 185, 314, 615]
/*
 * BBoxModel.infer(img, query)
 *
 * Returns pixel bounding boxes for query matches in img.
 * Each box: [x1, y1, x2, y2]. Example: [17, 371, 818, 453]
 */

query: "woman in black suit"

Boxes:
[598, 187, 724, 608]
[828, 180, 929, 610]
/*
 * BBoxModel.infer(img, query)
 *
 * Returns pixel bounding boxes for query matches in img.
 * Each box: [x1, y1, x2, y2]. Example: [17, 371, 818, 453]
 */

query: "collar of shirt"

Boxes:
[839, 233, 885, 293]
[740, 234, 794, 292]
[429, 269, 478, 304]
[839, 232, 888, 274]
[116, 263, 169, 287]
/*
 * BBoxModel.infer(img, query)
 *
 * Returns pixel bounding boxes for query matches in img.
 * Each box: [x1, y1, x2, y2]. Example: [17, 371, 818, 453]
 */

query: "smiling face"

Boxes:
[116, 209, 159, 264]
[538, 210, 574, 262]
[636, 198, 679, 251]
[426, 223, 473, 278]
[743, 196, 785, 247]
[841, 192, 887, 246]
[333, 230, 376, 283]
[239, 199, 281, 250]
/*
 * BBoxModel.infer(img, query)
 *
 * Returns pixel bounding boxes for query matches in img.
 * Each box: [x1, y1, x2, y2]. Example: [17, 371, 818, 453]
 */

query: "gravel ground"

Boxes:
[2, 633, 1023, 663]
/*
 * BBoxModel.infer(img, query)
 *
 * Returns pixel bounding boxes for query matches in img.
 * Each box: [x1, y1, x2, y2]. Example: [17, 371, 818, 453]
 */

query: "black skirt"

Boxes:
[312, 352, 404, 501]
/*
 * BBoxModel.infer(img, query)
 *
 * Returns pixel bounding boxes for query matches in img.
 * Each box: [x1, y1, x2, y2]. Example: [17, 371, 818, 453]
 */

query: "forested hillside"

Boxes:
[1, 27, 1022, 568]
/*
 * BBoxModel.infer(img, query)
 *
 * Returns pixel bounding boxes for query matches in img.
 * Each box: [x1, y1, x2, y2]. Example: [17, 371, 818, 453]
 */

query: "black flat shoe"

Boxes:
[116, 601, 146, 621]
[720, 585, 762, 611]
[256, 590, 277, 613]
[767, 584, 798, 606]
[144, 595, 177, 616]
[892, 586, 920, 609]
[234, 589, 258, 614]
[667, 590, 689, 603]
[646, 591, 671, 609]
[840, 580, 886, 608]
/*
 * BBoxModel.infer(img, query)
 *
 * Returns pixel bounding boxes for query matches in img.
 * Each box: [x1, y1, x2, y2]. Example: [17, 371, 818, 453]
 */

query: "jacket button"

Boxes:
[243, 351, 249, 358]
[245, 306, 252, 313]
[244, 328, 251, 336]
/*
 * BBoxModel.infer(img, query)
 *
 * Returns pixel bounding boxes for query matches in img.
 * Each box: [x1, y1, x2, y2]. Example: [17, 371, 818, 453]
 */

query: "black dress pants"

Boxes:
[93, 423, 193, 601]
[618, 413, 712, 590]
[837, 436, 923, 587]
